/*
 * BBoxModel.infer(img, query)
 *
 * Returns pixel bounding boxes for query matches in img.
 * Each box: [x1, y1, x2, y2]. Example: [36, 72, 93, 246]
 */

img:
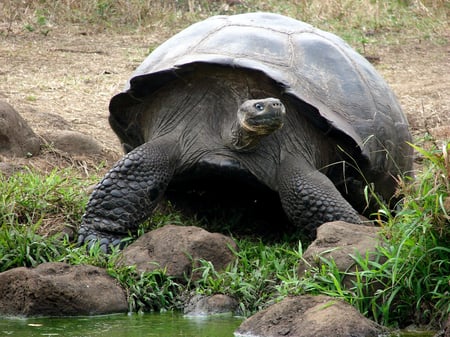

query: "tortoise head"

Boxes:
[231, 98, 286, 150]
[238, 98, 286, 135]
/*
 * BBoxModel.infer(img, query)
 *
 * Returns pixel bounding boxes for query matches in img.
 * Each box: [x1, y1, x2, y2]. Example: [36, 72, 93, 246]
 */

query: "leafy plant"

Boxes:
[289, 143, 450, 327]
[108, 265, 183, 313]
[193, 240, 304, 316]
[0, 222, 68, 272]
[0, 168, 97, 271]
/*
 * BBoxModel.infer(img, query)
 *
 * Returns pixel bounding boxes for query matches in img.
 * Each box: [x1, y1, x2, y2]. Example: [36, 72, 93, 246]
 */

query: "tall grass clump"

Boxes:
[192, 240, 304, 316]
[291, 143, 450, 327]
[1, 168, 90, 224]
[375, 142, 450, 326]
[108, 264, 183, 313]
[0, 168, 95, 271]
[0, 222, 68, 272]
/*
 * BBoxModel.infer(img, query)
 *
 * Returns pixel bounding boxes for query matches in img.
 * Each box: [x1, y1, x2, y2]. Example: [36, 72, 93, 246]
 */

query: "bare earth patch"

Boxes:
[0, 26, 449, 171]
[375, 38, 449, 142]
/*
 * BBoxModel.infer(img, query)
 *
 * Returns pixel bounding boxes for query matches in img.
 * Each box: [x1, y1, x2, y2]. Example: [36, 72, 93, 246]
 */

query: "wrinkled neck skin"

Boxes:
[229, 122, 265, 151]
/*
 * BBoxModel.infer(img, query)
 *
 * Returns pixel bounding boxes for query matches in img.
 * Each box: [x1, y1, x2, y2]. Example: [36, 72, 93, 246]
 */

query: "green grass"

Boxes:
[283, 143, 450, 328]
[109, 264, 184, 313]
[192, 240, 304, 316]
[0, 168, 95, 271]
[2, 144, 448, 327]
[1, 168, 87, 223]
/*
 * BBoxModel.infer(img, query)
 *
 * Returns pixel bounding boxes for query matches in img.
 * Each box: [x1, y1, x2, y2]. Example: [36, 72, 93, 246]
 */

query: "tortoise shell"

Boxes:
[110, 12, 412, 180]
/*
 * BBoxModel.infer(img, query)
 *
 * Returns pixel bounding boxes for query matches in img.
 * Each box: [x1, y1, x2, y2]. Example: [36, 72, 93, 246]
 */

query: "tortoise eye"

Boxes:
[254, 103, 265, 111]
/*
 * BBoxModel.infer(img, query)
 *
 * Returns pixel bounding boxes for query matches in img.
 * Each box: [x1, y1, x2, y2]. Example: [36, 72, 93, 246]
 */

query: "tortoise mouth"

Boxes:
[243, 112, 284, 134]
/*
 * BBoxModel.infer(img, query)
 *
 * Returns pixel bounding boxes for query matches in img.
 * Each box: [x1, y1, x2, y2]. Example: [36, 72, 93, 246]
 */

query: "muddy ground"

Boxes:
[0, 24, 449, 173]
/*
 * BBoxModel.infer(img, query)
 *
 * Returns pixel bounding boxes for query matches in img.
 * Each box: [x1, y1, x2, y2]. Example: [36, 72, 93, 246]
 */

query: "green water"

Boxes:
[0, 312, 437, 337]
[0, 312, 244, 337]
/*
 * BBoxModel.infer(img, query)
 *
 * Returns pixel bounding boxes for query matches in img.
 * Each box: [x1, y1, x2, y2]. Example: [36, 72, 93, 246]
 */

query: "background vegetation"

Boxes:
[2, 0, 448, 47]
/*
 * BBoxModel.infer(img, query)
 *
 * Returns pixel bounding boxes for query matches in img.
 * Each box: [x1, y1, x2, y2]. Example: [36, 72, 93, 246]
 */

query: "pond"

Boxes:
[0, 312, 436, 337]
[0, 312, 243, 337]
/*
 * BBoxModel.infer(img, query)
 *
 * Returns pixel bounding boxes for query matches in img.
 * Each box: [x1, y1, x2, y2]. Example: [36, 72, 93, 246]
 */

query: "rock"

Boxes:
[297, 221, 384, 288]
[118, 224, 237, 282]
[43, 130, 103, 156]
[184, 294, 238, 316]
[0, 262, 128, 316]
[235, 295, 386, 337]
[0, 101, 40, 157]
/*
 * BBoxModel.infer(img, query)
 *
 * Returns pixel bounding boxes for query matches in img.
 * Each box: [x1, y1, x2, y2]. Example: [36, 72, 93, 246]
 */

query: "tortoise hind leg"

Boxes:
[278, 161, 362, 239]
[78, 139, 179, 252]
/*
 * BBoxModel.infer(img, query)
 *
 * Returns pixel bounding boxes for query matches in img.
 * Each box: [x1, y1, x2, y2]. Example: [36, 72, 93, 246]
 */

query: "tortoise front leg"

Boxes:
[77, 139, 179, 252]
[278, 160, 362, 239]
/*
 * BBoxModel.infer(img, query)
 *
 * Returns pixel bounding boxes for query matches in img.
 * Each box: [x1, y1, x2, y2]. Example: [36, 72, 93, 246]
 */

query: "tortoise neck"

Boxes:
[230, 122, 262, 151]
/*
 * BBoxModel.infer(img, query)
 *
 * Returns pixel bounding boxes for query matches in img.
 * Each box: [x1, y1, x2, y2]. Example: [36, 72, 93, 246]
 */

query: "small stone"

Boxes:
[184, 294, 238, 316]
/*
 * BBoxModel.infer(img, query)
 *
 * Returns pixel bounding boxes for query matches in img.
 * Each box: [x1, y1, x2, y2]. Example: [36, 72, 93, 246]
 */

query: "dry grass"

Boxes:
[1, 0, 448, 41]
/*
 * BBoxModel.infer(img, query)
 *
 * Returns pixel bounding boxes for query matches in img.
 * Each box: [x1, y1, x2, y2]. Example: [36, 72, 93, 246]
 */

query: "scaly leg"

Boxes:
[78, 139, 179, 252]
[278, 160, 362, 238]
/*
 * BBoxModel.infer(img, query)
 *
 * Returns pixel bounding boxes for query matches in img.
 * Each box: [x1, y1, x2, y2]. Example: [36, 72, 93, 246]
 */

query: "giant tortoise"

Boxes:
[78, 12, 413, 250]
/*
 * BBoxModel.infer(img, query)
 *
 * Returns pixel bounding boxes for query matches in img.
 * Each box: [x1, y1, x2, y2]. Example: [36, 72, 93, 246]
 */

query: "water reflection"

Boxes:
[0, 312, 437, 337]
[0, 312, 244, 337]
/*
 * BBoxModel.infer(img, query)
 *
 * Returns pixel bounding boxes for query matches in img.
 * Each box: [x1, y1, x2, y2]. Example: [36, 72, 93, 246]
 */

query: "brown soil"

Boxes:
[0, 26, 449, 171]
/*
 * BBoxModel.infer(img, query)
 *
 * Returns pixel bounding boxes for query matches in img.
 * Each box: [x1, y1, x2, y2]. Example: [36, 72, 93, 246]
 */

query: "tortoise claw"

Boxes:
[77, 225, 126, 253]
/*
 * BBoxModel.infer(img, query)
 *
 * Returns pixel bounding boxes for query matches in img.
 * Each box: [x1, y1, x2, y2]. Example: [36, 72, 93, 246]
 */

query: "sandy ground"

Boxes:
[0, 25, 449, 170]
